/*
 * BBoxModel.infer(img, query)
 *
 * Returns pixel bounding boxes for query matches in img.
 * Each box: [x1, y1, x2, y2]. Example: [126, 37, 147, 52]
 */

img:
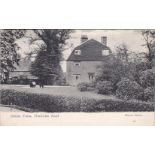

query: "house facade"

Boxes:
[66, 35, 112, 86]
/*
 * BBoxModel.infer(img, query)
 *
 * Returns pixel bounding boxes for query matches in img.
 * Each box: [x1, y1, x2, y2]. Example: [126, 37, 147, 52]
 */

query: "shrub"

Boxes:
[77, 82, 95, 92]
[95, 81, 113, 95]
[90, 99, 154, 112]
[143, 87, 154, 102]
[0, 88, 153, 112]
[140, 69, 155, 88]
[77, 82, 88, 91]
[116, 78, 143, 100]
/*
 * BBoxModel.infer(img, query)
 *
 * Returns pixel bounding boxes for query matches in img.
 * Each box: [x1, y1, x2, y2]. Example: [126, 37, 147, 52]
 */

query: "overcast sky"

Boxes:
[17, 30, 147, 72]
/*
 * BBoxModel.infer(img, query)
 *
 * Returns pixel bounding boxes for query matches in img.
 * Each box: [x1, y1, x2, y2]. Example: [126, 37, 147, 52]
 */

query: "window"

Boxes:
[74, 50, 81, 55]
[74, 62, 80, 67]
[102, 49, 109, 56]
[88, 72, 94, 80]
[73, 74, 80, 80]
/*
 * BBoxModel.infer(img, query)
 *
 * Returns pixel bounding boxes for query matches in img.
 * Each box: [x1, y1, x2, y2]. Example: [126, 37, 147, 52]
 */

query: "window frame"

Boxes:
[74, 62, 81, 67]
[102, 49, 109, 56]
[74, 50, 81, 55]
[72, 74, 81, 80]
[88, 72, 95, 80]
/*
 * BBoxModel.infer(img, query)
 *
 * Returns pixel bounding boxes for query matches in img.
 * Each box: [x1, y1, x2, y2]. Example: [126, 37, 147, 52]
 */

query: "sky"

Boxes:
[17, 30, 147, 72]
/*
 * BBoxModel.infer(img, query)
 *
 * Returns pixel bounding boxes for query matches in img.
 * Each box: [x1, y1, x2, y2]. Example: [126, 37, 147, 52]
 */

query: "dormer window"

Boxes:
[74, 50, 81, 55]
[102, 49, 109, 56]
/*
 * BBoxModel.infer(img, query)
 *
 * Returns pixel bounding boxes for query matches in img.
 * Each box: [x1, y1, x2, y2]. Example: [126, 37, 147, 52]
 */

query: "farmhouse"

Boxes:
[66, 35, 112, 86]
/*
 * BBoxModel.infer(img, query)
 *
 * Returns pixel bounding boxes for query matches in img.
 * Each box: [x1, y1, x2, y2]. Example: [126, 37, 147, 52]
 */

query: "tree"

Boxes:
[0, 30, 26, 82]
[141, 30, 155, 65]
[116, 43, 130, 62]
[30, 30, 71, 84]
[95, 57, 129, 91]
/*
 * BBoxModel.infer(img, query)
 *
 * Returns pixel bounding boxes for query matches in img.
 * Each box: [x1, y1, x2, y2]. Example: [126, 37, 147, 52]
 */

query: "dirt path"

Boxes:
[0, 105, 23, 112]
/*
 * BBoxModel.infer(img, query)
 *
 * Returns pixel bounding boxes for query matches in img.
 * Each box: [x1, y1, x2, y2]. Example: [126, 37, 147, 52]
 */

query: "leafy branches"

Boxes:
[30, 30, 72, 84]
[0, 29, 26, 81]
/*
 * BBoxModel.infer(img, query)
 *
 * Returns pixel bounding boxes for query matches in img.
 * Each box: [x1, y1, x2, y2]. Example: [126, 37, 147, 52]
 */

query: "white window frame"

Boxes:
[102, 49, 109, 56]
[74, 50, 81, 55]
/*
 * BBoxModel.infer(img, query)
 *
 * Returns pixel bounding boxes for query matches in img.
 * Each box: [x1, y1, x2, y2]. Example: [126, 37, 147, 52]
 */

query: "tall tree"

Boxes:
[0, 29, 26, 82]
[141, 30, 155, 65]
[30, 30, 71, 84]
[116, 43, 130, 63]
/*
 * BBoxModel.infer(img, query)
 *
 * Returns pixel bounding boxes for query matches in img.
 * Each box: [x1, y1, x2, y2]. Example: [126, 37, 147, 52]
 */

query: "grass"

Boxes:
[0, 84, 117, 100]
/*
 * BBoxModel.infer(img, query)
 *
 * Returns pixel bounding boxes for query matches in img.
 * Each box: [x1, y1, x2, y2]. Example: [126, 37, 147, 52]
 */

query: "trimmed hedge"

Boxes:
[77, 82, 95, 92]
[0, 89, 154, 112]
[96, 81, 113, 95]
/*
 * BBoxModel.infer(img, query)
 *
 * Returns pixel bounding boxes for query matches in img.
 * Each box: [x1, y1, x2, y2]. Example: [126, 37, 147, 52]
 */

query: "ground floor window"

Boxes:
[88, 72, 94, 80]
[73, 74, 80, 80]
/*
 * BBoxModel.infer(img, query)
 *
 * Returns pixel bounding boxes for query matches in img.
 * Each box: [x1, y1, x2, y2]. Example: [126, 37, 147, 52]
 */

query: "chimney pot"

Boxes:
[101, 36, 107, 46]
[81, 35, 88, 43]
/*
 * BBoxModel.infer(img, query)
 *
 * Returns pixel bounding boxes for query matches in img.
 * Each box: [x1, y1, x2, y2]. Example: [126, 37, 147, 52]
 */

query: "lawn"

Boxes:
[0, 84, 117, 100]
[0, 84, 154, 112]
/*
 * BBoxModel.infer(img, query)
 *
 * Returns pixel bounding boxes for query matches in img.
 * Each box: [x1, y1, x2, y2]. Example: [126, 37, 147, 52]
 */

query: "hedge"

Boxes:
[116, 78, 143, 100]
[0, 89, 154, 112]
[95, 81, 113, 95]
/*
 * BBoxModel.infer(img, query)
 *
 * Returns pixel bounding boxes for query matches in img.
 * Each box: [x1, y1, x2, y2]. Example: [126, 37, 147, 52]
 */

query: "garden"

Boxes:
[0, 85, 154, 112]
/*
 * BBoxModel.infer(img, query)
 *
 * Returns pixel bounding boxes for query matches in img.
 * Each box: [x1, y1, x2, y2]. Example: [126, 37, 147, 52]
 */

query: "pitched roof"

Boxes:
[67, 39, 112, 61]
[14, 58, 32, 71]
[10, 58, 38, 79]
[9, 71, 37, 79]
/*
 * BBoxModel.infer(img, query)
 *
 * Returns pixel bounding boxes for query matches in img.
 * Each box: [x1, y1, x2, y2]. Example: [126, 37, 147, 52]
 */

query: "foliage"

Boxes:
[141, 30, 155, 64]
[1, 88, 153, 112]
[95, 58, 130, 91]
[0, 30, 26, 82]
[139, 69, 155, 88]
[30, 30, 72, 83]
[77, 82, 89, 91]
[143, 87, 154, 102]
[131, 61, 152, 84]
[116, 43, 130, 62]
[95, 81, 113, 95]
[77, 82, 95, 92]
[116, 78, 143, 100]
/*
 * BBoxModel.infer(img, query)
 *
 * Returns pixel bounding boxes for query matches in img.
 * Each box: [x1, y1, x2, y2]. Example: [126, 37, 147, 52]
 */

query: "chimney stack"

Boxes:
[81, 35, 88, 43]
[101, 36, 107, 46]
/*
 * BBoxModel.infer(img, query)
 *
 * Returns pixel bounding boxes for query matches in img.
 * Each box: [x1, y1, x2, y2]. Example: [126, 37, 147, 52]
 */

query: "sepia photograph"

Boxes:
[0, 1, 155, 155]
[0, 29, 155, 125]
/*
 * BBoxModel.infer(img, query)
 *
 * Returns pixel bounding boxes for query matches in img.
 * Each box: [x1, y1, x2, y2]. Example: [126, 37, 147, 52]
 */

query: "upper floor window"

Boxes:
[102, 49, 109, 56]
[74, 50, 81, 55]
[74, 62, 80, 67]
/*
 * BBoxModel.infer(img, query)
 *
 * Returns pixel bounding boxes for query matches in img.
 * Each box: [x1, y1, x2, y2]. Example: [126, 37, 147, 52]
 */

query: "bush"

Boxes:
[0, 88, 153, 112]
[116, 78, 143, 100]
[77, 82, 95, 92]
[95, 81, 113, 95]
[140, 69, 155, 88]
[77, 82, 88, 91]
[143, 87, 154, 102]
